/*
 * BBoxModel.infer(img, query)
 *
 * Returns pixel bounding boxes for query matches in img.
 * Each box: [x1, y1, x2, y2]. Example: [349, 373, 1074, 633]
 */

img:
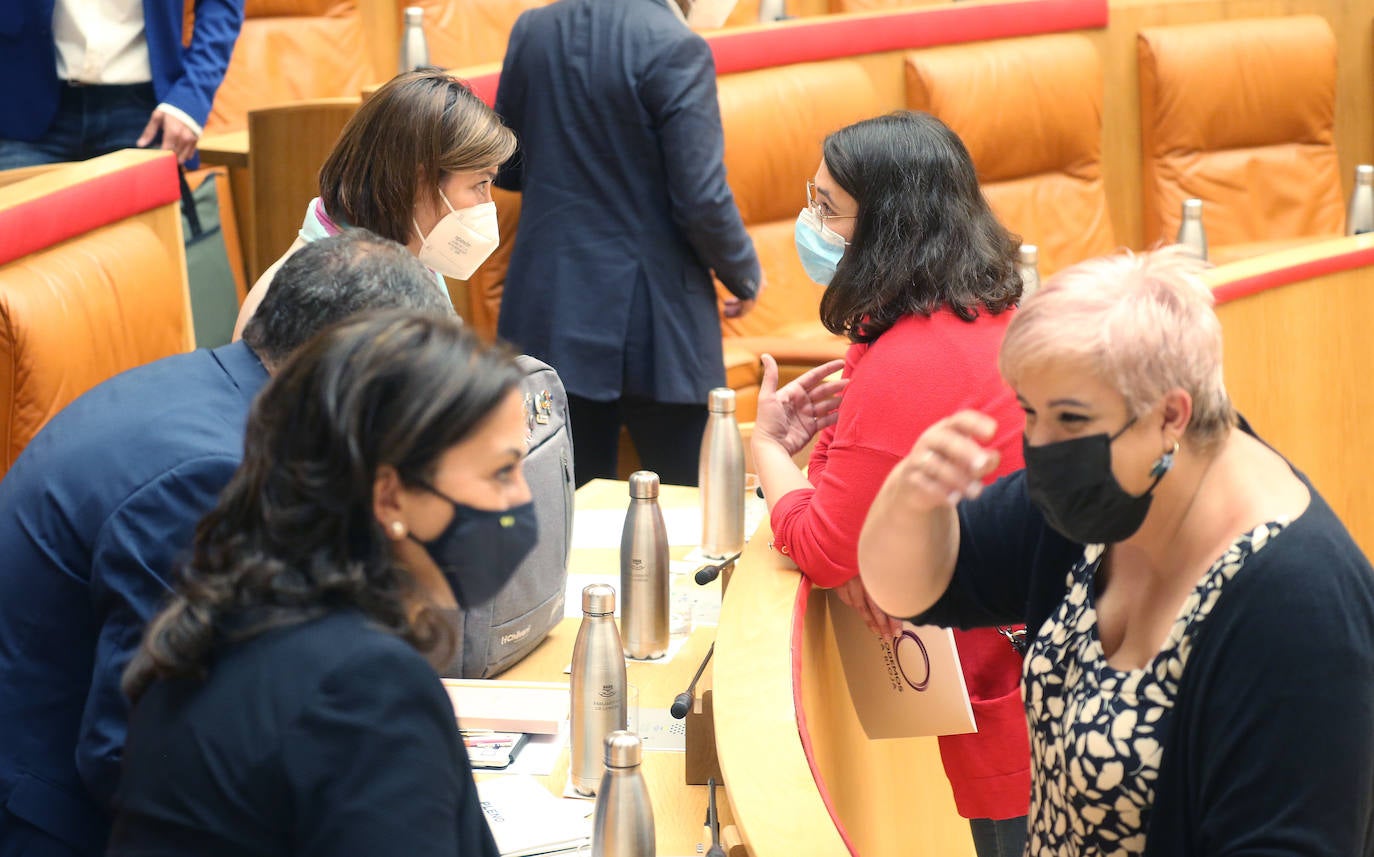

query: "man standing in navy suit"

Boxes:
[494, 0, 761, 487]
[0, 0, 245, 168]
[0, 232, 452, 857]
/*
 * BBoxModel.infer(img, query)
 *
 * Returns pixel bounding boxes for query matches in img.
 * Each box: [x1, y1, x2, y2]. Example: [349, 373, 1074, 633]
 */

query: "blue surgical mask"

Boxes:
[794, 207, 848, 285]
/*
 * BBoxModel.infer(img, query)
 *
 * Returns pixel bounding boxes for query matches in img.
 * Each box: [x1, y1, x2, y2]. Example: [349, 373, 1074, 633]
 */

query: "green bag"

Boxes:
[178, 169, 241, 348]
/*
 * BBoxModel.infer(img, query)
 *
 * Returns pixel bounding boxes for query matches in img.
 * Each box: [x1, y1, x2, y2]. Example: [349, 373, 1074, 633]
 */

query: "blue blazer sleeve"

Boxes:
[283, 644, 500, 857]
[78, 455, 239, 810]
[493, 13, 527, 193]
[638, 34, 760, 299]
[152, 0, 245, 128]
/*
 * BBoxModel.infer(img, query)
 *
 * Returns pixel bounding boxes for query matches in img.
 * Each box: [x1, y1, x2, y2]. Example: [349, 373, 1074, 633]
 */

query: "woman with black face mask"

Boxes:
[858, 247, 1374, 857]
[110, 311, 534, 857]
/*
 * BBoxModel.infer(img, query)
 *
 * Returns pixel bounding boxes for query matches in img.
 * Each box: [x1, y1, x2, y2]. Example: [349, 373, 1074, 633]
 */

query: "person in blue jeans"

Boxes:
[0, 0, 244, 169]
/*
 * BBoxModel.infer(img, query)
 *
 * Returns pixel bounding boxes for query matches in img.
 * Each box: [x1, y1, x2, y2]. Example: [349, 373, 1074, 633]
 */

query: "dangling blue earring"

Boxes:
[1149, 440, 1180, 479]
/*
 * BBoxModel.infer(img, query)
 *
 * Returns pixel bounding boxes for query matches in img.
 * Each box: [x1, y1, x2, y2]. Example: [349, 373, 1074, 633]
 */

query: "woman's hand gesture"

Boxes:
[752, 354, 848, 456]
[890, 410, 1003, 511]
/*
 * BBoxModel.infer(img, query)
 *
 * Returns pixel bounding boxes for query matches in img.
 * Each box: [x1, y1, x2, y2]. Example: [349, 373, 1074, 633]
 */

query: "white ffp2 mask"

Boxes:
[413, 193, 499, 281]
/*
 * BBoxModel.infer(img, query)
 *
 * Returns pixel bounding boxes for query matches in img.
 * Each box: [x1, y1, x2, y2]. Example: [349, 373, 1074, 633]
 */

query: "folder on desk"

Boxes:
[826, 590, 977, 740]
[443, 679, 568, 735]
[476, 775, 592, 856]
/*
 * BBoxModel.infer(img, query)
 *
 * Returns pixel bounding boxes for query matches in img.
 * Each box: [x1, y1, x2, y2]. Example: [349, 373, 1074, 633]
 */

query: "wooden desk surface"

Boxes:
[483, 478, 730, 856]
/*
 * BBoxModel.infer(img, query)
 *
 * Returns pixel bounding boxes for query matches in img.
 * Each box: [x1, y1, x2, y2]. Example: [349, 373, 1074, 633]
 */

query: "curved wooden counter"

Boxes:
[1208, 234, 1374, 555]
[715, 522, 972, 857]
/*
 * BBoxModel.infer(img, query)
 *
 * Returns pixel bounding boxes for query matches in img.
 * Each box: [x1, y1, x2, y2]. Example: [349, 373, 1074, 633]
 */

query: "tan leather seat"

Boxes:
[0, 150, 194, 475]
[905, 34, 1116, 277]
[410, 0, 551, 68]
[1137, 16, 1344, 252]
[207, 0, 379, 134]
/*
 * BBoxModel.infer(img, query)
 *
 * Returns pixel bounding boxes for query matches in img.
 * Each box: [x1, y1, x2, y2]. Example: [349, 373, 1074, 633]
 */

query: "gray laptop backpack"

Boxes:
[446, 355, 574, 678]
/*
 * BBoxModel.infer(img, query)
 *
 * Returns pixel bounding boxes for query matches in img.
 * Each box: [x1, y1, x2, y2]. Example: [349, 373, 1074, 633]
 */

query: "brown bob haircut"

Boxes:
[318, 69, 517, 245]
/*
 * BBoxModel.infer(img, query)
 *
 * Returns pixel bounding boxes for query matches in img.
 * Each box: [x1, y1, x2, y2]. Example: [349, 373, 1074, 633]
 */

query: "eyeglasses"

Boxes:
[806, 180, 857, 225]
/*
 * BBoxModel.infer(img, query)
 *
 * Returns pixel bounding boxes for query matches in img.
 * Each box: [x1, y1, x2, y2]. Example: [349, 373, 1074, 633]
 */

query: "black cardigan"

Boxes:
[916, 468, 1374, 855]
[110, 610, 499, 857]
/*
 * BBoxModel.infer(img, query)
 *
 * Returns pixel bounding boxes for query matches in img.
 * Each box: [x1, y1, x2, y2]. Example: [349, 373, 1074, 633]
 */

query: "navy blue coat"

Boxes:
[0, 342, 268, 857]
[494, 0, 760, 404]
[109, 611, 500, 857]
[0, 0, 244, 141]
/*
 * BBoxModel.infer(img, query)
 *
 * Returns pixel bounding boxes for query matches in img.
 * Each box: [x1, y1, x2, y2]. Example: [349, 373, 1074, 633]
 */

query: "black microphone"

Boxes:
[694, 551, 742, 586]
[705, 777, 726, 857]
[670, 642, 715, 719]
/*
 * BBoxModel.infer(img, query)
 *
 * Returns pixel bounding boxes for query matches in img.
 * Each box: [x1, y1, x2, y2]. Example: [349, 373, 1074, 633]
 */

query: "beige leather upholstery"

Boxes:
[207, 0, 378, 134]
[1137, 16, 1345, 249]
[905, 34, 1116, 276]
[0, 151, 194, 475]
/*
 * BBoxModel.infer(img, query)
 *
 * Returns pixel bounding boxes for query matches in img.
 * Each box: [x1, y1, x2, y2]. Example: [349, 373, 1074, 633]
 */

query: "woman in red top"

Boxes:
[753, 111, 1030, 857]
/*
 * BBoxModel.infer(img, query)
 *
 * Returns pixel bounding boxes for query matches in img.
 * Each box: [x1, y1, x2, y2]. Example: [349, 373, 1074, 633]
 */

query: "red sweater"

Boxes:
[770, 309, 1031, 821]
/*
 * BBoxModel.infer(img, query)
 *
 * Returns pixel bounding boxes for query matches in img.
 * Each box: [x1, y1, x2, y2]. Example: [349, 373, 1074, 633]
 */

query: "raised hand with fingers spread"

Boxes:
[752, 354, 847, 457]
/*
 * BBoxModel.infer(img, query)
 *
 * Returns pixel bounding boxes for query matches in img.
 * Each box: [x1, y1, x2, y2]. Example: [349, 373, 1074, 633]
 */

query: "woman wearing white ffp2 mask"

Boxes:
[232, 70, 518, 341]
[414, 187, 500, 281]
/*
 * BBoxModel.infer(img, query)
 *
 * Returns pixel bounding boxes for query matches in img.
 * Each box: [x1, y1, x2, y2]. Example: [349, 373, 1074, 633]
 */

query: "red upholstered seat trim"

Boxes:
[1213, 243, 1374, 305]
[461, 0, 1109, 106]
[0, 152, 180, 267]
[710, 0, 1107, 74]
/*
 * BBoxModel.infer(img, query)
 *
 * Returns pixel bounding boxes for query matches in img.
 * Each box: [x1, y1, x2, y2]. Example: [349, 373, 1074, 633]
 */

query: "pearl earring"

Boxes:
[390, 520, 406, 539]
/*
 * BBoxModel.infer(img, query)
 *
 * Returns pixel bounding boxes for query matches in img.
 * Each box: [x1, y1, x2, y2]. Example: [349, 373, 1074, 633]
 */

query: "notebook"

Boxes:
[826, 589, 977, 740]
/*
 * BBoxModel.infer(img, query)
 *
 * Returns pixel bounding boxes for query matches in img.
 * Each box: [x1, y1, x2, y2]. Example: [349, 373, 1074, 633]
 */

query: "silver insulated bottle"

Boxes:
[397, 6, 430, 73]
[1348, 164, 1374, 236]
[699, 387, 744, 559]
[591, 731, 656, 857]
[620, 472, 669, 660]
[1017, 244, 1040, 302]
[570, 584, 627, 796]
[1176, 198, 1207, 261]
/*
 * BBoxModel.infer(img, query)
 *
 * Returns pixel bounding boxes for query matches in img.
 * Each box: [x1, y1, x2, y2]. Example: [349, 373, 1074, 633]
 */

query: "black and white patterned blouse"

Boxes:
[1022, 520, 1290, 856]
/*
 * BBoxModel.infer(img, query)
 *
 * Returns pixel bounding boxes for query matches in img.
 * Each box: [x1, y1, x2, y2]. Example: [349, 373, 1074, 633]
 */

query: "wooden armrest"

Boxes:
[197, 131, 250, 168]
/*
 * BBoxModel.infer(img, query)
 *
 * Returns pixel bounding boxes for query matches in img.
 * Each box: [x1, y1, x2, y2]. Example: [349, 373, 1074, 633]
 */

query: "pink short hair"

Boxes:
[999, 247, 1235, 452]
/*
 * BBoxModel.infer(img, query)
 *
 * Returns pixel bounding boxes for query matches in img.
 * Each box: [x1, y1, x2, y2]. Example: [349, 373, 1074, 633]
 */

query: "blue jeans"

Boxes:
[0, 82, 156, 169]
[969, 815, 1028, 857]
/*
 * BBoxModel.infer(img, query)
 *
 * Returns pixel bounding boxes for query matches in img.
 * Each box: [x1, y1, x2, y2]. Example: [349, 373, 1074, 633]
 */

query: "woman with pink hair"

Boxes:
[860, 247, 1374, 855]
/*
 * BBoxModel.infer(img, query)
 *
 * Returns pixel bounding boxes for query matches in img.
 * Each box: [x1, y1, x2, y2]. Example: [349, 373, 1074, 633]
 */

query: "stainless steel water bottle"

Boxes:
[398, 6, 430, 73]
[570, 584, 627, 796]
[620, 472, 669, 660]
[1176, 198, 1207, 261]
[591, 731, 656, 857]
[699, 388, 744, 559]
[758, 0, 786, 22]
[1017, 244, 1040, 302]
[1348, 164, 1374, 236]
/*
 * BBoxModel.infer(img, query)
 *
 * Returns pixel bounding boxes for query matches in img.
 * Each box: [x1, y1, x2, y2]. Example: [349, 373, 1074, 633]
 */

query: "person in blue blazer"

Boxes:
[494, 0, 761, 487]
[0, 231, 451, 857]
[0, 0, 244, 168]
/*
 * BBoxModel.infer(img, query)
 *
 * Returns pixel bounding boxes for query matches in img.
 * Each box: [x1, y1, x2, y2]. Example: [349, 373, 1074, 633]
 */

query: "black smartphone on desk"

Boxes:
[465, 731, 530, 770]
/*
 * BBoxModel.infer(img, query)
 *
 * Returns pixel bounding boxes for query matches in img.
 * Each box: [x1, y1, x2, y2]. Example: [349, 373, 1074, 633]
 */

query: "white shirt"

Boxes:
[52, 0, 202, 137]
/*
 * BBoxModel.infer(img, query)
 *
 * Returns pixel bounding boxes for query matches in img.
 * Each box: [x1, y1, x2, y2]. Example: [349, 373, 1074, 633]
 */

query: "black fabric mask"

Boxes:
[1022, 418, 1172, 545]
[410, 484, 539, 609]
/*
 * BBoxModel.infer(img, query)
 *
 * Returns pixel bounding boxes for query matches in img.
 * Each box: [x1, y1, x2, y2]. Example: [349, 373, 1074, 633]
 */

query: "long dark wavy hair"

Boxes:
[817, 111, 1022, 342]
[123, 311, 524, 702]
